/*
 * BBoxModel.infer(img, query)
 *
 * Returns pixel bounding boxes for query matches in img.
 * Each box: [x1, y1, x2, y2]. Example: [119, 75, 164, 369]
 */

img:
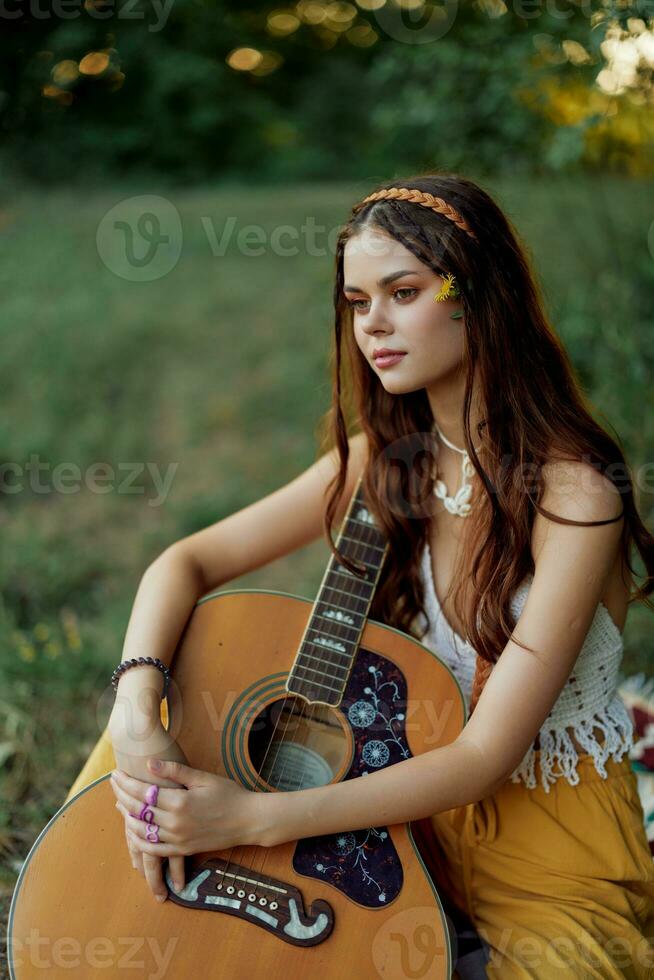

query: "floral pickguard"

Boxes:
[292, 648, 411, 908]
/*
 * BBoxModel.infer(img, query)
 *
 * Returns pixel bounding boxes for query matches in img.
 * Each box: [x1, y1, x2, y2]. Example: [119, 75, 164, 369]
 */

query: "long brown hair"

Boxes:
[318, 171, 654, 714]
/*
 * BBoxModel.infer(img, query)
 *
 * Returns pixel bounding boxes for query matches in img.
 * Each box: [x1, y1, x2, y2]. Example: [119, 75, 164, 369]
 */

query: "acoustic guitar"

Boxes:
[8, 474, 467, 978]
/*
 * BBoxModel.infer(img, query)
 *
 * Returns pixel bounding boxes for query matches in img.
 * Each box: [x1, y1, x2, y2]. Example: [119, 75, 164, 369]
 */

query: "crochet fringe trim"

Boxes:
[510, 699, 634, 793]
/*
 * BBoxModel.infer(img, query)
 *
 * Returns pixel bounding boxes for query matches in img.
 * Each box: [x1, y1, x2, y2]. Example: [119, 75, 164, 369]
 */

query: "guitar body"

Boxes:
[9, 588, 466, 979]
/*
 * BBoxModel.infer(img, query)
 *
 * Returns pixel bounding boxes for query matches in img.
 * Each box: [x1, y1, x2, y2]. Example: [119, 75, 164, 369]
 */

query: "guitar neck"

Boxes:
[287, 474, 389, 705]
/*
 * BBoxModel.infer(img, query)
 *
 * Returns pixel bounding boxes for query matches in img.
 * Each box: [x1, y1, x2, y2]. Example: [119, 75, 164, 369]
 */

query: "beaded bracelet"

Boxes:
[110, 656, 170, 700]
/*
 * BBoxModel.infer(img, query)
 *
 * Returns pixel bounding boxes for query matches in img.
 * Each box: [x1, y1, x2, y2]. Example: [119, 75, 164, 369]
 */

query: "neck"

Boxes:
[426, 368, 485, 453]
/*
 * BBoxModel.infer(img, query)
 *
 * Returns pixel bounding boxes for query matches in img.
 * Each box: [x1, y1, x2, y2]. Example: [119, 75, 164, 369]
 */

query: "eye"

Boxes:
[346, 287, 418, 311]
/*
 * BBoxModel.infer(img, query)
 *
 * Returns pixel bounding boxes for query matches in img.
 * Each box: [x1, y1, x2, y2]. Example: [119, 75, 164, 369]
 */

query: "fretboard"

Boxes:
[286, 474, 388, 705]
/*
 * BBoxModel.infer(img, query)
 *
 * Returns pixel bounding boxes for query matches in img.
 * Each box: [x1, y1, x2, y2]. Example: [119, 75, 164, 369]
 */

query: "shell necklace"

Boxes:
[431, 421, 481, 518]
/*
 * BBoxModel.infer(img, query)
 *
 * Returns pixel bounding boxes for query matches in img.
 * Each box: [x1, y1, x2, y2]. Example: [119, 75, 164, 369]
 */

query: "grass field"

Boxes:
[1, 175, 652, 967]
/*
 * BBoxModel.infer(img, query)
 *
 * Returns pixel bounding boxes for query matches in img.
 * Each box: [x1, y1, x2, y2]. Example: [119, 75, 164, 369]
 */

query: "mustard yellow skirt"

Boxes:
[430, 751, 654, 978]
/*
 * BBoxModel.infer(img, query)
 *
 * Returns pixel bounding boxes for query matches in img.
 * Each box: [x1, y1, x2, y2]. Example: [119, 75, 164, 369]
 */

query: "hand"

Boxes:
[109, 719, 189, 903]
[110, 758, 267, 870]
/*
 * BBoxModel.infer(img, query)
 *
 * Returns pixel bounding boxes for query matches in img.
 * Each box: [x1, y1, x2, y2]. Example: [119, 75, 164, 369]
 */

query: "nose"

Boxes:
[359, 301, 393, 337]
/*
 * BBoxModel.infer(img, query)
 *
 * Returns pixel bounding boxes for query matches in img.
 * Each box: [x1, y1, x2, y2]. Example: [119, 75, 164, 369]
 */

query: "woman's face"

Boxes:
[342, 226, 465, 394]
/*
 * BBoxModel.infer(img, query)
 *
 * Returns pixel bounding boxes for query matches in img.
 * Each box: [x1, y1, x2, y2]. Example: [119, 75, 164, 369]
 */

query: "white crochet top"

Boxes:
[415, 539, 634, 792]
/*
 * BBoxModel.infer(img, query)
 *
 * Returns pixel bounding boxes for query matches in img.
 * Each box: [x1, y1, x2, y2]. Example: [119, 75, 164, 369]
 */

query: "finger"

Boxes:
[116, 802, 173, 849]
[141, 851, 168, 903]
[111, 770, 180, 810]
[118, 803, 141, 871]
[167, 854, 185, 892]
[112, 784, 172, 832]
[121, 810, 145, 876]
[125, 823, 145, 876]
[127, 827, 184, 859]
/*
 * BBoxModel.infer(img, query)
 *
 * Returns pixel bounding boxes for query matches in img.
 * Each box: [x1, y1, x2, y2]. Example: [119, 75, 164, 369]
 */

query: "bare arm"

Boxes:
[257, 460, 626, 846]
[108, 432, 369, 739]
[260, 738, 490, 847]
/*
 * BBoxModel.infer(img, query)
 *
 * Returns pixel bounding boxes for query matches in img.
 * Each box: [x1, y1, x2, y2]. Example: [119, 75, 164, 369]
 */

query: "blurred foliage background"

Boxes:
[2, 0, 654, 181]
[1, 0, 653, 970]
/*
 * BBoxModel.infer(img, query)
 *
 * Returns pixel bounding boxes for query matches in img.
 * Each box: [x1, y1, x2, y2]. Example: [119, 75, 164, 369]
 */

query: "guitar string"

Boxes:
[248, 528, 377, 896]
[230, 526, 375, 904]
[213, 504, 378, 906]
[258, 511, 381, 803]
[219, 465, 438, 906]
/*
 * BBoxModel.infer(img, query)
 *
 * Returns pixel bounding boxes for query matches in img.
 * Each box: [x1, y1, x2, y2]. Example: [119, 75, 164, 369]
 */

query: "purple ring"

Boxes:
[138, 784, 159, 823]
[145, 784, 159, 806]
[146, 823, 160, 843]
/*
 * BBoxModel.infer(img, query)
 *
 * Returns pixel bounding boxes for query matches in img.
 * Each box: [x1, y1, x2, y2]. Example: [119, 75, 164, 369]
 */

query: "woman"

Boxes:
[69, 173, 654, 977]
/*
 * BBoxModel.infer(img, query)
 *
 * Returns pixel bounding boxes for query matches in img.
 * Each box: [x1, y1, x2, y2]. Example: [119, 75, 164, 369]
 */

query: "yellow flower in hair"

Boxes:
[434, 272, 460, 302]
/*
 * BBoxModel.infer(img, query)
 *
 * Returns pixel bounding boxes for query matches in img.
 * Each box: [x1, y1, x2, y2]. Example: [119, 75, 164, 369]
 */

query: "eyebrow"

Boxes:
[343, 269, 423, 293]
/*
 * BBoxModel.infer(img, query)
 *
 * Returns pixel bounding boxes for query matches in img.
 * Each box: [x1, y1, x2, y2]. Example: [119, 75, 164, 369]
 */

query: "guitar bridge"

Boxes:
[164, 857, 334, 946]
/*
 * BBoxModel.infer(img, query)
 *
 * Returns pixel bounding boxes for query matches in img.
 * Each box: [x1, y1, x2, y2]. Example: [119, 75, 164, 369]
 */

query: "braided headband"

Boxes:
[351, 186, 478, 243]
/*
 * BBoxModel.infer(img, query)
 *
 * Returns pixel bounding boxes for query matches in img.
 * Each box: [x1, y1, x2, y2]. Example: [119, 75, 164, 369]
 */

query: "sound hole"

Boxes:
[247, 697, 349, 791]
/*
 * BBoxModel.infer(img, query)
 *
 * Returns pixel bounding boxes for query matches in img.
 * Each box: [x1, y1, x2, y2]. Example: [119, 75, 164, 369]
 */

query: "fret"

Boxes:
[340, 527, 385, 551]
[330, 561, 369, 579]
[297, 649, 350, 673]
[319, 583, 370, 603]
[338, 533, 385, 554]
[292, 660, 347, 684]
[287, 476, 388, 706]
[331, 528, 384, 565]
[288, 668, 341, 695]
[313, 633, 348, 655]
[331, 551, 383, 576]
[313, 604, 365, 627]
[352, 502, 377, 525]
[300, 637, 352, 664]
[305, 621, 357, 646]
[349, 515, 378, 529]
[326, 569, 375, 592]
[325, 563, 375, 586]
[328, 561, 374, 580]
[343, 519, 387, 547]
[306, 613, 359, 638]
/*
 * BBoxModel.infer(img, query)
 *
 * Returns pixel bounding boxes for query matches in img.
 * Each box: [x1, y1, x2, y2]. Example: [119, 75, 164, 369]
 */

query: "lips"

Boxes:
[373, 351, 407, 368]
[373, 350, 406, 359]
